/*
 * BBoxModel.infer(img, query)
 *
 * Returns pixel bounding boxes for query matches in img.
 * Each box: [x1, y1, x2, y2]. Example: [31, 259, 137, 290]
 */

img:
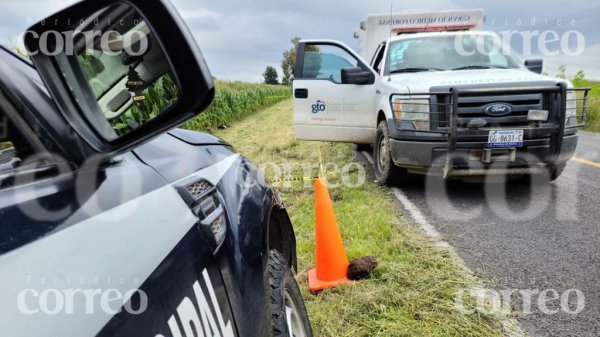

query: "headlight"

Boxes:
[566, 91, 577, 119]
[393, 98, 430, 130]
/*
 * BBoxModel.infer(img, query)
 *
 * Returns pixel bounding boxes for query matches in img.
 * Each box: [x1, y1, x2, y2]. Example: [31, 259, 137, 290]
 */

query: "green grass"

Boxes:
[182, 80, 291, 131]
[205, 99, 506, 337]
[574, 79, 600, 132]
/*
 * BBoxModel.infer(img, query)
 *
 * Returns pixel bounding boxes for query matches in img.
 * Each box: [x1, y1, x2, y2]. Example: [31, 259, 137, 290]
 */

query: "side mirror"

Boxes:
[524, 59, 544, 74]
[24, 0, 214, 156]
[341, 67, 372, 85]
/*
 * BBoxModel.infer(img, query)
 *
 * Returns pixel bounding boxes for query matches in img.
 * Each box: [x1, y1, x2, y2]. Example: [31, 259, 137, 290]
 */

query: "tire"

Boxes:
[373, 120, 408, 186]
[549, 163, 566, 181]
[269, 250, 313, 337]
[355, 143, 372, 152]
[518, 163, 566, 185]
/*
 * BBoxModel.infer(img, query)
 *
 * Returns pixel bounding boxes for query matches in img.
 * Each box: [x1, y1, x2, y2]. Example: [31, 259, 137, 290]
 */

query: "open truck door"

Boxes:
[292, 40, 378, 144]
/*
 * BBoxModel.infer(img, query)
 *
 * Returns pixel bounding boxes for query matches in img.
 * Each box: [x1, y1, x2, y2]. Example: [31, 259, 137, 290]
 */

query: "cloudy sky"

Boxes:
[1, 0, 599, 82]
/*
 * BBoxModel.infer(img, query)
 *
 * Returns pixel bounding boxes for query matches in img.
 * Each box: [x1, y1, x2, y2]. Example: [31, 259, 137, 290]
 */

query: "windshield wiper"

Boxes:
[390, 67, 442, 73]
[452, 65, 509, 71]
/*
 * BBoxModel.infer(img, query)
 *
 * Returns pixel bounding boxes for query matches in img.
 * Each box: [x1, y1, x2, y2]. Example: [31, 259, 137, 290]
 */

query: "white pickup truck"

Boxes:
[292, 9, 590, 184]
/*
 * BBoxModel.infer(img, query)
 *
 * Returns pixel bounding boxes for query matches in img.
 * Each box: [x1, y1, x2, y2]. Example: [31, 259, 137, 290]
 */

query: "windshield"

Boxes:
[387, 34, 522, 73]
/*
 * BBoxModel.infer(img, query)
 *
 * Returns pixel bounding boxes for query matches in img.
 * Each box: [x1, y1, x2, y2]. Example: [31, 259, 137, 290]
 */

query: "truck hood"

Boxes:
[389, 69, 566, 93]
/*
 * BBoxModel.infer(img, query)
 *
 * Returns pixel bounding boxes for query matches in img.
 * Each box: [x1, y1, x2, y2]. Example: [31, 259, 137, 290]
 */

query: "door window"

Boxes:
[301, 44, 358, 83]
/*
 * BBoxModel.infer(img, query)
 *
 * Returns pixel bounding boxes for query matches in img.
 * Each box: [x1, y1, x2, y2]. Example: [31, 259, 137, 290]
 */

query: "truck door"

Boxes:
[293, 40, 378, 144]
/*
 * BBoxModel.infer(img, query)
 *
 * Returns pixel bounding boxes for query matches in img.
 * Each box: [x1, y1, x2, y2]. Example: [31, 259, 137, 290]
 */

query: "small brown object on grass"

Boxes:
[347, 256, 378, 280]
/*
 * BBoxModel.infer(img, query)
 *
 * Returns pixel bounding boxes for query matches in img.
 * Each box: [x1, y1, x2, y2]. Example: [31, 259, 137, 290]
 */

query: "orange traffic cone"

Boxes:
[308, 177, 353, 293]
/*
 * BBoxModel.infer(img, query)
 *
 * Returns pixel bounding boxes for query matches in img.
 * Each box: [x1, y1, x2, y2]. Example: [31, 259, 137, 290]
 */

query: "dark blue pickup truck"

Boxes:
[0, 0, 312, 336]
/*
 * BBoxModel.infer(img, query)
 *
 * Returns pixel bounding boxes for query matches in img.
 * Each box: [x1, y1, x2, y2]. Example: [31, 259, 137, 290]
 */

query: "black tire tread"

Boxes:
[269, 250, 313, 337]
[373, 121, 408, 186]
[550, 163, 566, 181]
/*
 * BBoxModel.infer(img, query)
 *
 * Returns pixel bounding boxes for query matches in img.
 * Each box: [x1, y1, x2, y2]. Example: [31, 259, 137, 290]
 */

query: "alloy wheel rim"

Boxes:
[377, 133, 388, 173]
[284, 289, 307, 337]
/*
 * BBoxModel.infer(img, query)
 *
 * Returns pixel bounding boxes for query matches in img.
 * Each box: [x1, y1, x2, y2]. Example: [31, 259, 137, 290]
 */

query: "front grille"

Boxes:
[393, 85, 573, 142]
[438, 92, 545, 128]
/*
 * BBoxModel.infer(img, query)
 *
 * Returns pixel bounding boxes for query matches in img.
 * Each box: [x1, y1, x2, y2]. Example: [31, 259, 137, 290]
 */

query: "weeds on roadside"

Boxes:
[209, 100, 506, 337]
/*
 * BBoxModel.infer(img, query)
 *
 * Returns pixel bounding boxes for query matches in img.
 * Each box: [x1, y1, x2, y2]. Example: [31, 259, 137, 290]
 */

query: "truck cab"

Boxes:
[292, 9, 590, 184]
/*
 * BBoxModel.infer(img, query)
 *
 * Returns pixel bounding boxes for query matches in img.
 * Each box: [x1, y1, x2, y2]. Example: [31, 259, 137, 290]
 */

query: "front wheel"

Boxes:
[517, 163, 566, 185]
[355, 143, 372, 152]
[269, 250, 313, 337]
[549, 163, 566, 181]
[373, 121, 408, 186]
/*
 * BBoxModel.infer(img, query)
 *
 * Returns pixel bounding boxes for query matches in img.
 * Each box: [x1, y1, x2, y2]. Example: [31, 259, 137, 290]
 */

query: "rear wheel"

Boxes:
[373, 121, 408, 186]
[269, 250, 313, 337]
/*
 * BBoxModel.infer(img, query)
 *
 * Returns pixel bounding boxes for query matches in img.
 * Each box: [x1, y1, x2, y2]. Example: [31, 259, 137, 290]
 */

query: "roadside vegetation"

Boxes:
[552, 67, 599, 133]
[573, 78, 600, 133]
[205, 97, 506, 337]
[182, 80, 290, 131]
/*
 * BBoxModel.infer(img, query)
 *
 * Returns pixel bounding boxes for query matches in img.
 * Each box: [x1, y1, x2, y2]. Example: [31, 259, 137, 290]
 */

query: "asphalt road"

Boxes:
[365, 131, 600, 337]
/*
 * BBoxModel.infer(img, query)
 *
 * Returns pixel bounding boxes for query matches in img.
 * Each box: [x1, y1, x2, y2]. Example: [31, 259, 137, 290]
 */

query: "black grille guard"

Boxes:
[389, 83, 592, 177]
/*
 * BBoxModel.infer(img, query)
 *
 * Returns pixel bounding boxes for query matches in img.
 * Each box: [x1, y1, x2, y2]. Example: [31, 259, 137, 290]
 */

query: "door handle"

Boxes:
[295, 88, 308, 99]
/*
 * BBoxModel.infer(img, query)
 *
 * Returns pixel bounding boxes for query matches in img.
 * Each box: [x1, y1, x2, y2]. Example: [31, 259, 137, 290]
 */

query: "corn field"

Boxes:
[182, 80, 291, 131]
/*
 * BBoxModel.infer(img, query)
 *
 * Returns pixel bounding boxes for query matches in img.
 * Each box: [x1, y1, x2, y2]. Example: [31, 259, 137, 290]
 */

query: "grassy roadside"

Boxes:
[574, 79, 600, 133]
[207, 99, 506, 337]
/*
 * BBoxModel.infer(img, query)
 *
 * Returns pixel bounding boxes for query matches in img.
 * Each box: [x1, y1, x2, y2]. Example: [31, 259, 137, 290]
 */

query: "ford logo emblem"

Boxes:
[483, 103, 513, 116]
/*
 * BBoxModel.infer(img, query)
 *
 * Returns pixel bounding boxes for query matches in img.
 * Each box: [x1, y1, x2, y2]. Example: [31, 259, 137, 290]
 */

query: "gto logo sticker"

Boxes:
[311, 100, 327, 113]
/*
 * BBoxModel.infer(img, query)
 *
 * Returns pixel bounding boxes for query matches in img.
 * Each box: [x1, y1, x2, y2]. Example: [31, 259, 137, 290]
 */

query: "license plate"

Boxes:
[487, 130, 523, 148]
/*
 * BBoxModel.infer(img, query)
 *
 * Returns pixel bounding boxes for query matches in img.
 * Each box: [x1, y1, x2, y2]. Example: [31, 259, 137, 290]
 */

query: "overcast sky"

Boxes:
[1, 0, 599, 82]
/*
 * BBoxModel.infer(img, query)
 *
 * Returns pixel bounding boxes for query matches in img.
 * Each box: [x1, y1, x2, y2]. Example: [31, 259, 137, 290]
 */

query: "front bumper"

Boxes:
[387, 84, 589, 177]
[389, 133, 578, 177]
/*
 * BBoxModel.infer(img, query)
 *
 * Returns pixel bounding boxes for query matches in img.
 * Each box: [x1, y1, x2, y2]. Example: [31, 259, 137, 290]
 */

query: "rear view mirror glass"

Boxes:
[73, 4, 180, 136]
[25, 0, 214, 156]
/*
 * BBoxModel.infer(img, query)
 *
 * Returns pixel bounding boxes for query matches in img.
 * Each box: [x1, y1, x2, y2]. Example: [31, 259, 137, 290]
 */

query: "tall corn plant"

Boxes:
[113, 73, 178, 133]
[183, 80, 291, 131]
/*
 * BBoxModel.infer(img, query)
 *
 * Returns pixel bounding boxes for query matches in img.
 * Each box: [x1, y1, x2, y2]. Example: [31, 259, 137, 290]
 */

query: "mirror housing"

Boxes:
[24, 0, 214, 157]
[341, 67, 372, 85]
[524, 59, 544, 74]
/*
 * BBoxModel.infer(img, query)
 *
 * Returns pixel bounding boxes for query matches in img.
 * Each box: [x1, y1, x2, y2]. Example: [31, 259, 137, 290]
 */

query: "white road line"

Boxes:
[391, 188, 446, 243]
[360, 150, 526, 337]
[361, 151, 444, 244]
